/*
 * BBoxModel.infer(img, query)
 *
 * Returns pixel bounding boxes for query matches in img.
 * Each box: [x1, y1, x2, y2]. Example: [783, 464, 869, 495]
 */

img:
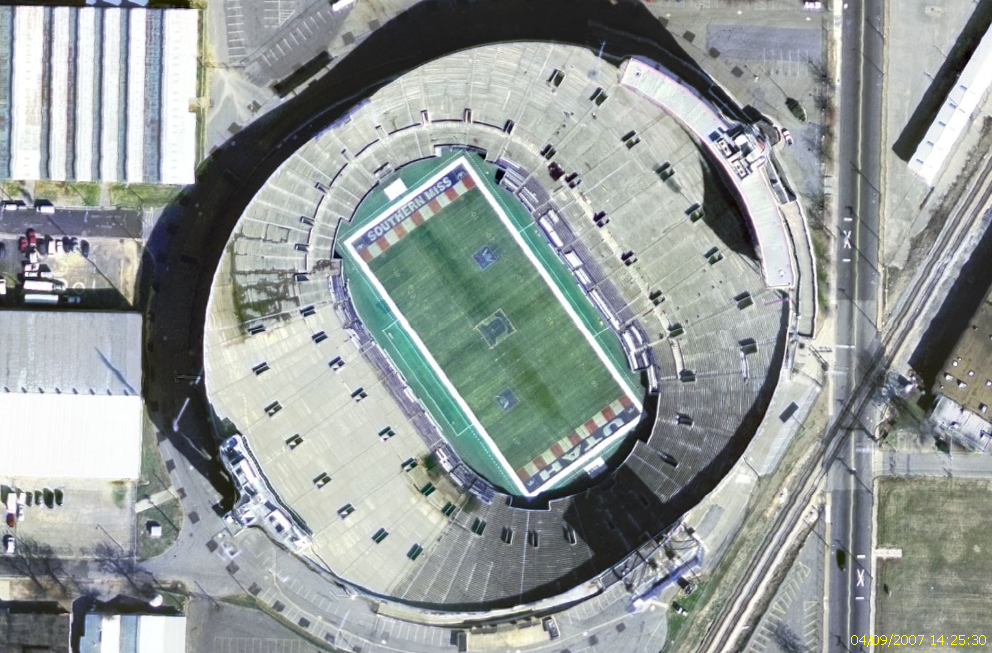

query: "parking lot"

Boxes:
[0, 480, 135, 559]
[1, 207, 144, 309]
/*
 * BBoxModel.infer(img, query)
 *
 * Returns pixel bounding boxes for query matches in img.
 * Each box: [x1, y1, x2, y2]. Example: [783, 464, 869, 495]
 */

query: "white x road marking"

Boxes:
[856, 568, 866, 587]
[842, 230, 853, 249]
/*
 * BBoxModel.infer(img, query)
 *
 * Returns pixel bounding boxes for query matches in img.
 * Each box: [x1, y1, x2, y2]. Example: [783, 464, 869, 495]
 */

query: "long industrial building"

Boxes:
[0, 311, 142, 480]
[908, 24, 992, 185]
[0, 5, 198, 185]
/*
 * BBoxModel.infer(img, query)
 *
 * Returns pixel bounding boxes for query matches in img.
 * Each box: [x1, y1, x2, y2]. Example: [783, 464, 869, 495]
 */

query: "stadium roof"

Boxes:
[620, 58, 796, 289]
[0, 311, 142, 394]
[908, 26, 992, 185]
[0, 311, 142, 480]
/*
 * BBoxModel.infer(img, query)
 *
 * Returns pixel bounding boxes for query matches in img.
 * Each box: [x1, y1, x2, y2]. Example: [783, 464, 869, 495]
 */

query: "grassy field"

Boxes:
[366, 189, 624, 471]
[109, 183, 184, 208]
[876, 477, 992, 650]
[33, 180, 102, 207]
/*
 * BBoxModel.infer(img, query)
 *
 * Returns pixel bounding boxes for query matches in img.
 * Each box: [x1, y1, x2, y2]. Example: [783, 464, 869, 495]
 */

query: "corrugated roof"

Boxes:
[0, 311, 142, 395]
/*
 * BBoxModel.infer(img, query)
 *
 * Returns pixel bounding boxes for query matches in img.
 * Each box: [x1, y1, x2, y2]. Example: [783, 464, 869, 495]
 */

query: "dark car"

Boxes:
[0, 242, 5, 258]
[18, 236, 27, 252]
[63, 236, 74, 253]
[37, 239, 48, 256]
[26, 228, 36, 247]
[80, 240, 90, 258]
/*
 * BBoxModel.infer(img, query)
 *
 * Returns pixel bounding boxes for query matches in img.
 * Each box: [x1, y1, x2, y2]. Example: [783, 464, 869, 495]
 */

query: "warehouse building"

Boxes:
[908, 24, 992, 185]
[0, 5, 198, 185]
[930, 287, 992, 449]
[0, 608, 71, 653]
[0, 311, 142, 480]
[80, 613, 187, 653]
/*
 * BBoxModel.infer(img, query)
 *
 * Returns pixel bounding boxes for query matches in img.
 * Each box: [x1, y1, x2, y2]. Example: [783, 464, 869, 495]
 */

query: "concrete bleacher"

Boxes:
[204, 42, 789, 610]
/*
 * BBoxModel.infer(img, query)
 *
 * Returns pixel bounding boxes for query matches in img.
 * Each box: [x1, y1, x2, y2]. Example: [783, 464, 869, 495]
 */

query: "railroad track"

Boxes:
[696, 144, 992, 653]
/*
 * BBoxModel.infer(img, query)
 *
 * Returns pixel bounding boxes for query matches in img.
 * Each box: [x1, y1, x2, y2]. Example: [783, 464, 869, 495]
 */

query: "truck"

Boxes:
[23, 293, 59, 305]
[22, 279, 62, 293]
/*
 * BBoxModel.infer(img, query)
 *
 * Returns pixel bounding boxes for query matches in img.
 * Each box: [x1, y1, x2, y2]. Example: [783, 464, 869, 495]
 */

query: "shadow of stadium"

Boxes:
[135, 0, 781, 594]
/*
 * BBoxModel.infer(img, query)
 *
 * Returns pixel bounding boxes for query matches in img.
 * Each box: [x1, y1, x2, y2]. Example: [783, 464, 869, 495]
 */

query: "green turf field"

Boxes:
[365, 189, 625, 472]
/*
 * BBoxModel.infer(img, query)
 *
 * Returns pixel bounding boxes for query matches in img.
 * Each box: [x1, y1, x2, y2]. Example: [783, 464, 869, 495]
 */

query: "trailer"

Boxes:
[22, 279, 62, 293]
[23, 293, 60, 305]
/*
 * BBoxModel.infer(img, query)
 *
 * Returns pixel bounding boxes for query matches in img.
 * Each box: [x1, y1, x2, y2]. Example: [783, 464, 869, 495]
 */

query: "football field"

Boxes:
[342, 156, 641, 495]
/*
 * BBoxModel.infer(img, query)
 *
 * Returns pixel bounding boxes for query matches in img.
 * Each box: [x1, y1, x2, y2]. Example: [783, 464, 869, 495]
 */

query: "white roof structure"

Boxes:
[2, 6, 199, 184]
[0, 394, 141, 479]
[0, 311, 142, 480]
[909, 28, 992, 185]
[620, 59, 796, 289]
[81, 614, 187, 653]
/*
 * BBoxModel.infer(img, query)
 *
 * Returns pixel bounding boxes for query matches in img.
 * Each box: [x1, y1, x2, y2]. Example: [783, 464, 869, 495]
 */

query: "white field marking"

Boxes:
[346, 155, 643, 497]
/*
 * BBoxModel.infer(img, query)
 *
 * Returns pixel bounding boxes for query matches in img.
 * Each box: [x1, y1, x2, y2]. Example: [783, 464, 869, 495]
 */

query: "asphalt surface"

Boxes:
[0, 205, 144, 239]
[880, 450, 992, 478]
[828, 0, 885, 649]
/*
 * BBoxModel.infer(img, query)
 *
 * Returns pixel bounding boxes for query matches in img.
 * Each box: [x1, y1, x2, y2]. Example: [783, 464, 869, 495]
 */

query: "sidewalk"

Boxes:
[135, 487, 180, 513]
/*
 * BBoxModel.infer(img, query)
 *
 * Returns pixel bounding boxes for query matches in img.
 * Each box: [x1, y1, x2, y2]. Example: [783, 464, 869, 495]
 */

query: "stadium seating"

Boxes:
[204, 42, 789, 609]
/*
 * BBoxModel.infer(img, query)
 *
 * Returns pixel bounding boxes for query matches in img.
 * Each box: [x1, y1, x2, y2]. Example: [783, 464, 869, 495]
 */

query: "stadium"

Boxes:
[204, 42, 796, 610]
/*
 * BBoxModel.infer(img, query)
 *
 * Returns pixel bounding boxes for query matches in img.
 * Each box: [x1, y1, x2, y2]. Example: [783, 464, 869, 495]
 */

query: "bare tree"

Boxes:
[0, 537, 69, 595]
[94, 543, 155, 597]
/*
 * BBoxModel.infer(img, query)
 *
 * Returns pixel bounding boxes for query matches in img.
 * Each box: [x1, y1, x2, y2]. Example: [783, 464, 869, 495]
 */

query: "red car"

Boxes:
[18, 236, 27, 252]
[26, 229, 36, 247]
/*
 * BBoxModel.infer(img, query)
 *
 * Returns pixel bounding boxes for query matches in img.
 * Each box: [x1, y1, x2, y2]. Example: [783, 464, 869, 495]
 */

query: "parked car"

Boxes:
[80, 240, 90, 258]
[26, 229, 36, 247]
[53, 488, 64, 507]
[18, 236, 27, 252]
[5, 513, 14, 528]
[782, 128, 794, 146]
[0, 242, 5, 258]
[43, 488, 54, 509]
[37, 239, 49, 256]
[63, 237, 74, 253]
[3, 535, 14, 555]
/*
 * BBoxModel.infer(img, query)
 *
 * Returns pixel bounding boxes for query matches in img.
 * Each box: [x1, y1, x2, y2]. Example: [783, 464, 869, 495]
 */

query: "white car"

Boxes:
[782, 128, 795, 146]
[3, 535, 15, 555]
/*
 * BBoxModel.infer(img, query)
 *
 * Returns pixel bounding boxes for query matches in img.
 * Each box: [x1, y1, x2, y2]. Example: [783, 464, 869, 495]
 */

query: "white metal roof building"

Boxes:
[80, 614, 187, 653]
[0, 311, 142, 480]
[0, 5, 199, 184]
[908, 27, 992, 185]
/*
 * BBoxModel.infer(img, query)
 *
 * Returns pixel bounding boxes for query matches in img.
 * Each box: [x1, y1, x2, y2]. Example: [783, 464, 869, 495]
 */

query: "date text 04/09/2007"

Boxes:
[852, 635, 987, 647]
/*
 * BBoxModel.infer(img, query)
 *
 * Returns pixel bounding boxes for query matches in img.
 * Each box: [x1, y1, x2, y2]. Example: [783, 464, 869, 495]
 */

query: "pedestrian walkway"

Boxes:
[135, 487, 180, 513]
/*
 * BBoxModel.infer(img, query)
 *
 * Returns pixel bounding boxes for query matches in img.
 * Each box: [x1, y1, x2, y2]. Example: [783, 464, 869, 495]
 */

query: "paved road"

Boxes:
[828, 0, 885, 649]
[880, 450, 992, 478]
[0, 205, 144, 239]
